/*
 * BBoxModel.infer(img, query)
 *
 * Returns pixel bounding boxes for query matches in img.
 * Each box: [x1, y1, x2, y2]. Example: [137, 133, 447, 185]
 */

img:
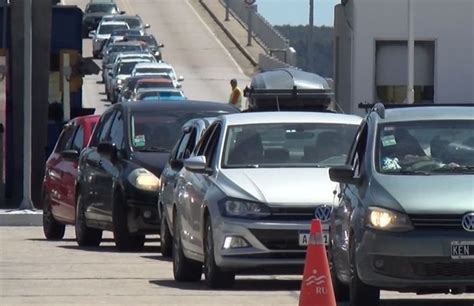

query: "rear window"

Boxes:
[98, 24, 129, 35]
[86, 4, 117, 14]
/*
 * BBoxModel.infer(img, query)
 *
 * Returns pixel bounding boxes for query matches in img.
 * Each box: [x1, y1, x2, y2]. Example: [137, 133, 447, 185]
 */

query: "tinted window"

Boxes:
[71, 125, 84, 152]
[222, 123, 358, 168]
[91, 111, 115, 146]
[109, 112, 125, 150]
[86, 4, 117, 13]
[55, 125, 76, 153]
[124, 18, 141, 28]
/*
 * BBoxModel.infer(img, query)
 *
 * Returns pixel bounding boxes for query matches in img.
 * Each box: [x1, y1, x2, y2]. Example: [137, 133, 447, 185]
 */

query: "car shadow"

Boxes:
[27, 238, 114, 243]
[141, 255, 172, 262]
[381, 299, 473, 306]
[58, 244, 161, 253]
[149, 278, 301, 292]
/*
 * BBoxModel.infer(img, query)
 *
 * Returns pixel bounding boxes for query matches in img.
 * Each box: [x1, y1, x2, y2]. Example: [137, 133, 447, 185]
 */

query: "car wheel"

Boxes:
[328, 243, 349, 301]
[112, 193, 145, 252]
[75, 194, 102, 247]
[172, 211, 202, 282]
[160, 207, 172, 257]
[204, 216, 235, 289]
[349, 238, 379, 306]
[42, 193, 65, 240]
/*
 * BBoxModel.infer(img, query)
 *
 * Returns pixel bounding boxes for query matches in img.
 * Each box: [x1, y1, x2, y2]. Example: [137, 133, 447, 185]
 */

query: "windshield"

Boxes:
[118, 62, 138, 75]
[98, 24, 129, 35]
[86, 4, 117, 14]
[222, 123, 358, 168]
[108, 45, 142, 53]
[130, 111, 230, 152]
[140, 91, 184, 100]
[124, 18, 141, 28]
[377, 120, 474, 175]
[135, 68, 174, 78]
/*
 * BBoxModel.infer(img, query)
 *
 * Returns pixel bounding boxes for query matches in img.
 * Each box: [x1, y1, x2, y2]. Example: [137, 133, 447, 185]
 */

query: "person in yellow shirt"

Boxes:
[229, 79, 243, 109]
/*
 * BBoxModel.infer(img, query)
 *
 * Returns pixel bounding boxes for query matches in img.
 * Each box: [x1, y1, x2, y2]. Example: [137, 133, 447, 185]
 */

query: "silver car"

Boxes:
[329, 104, 474, 306]
[171, 112, 361, 288]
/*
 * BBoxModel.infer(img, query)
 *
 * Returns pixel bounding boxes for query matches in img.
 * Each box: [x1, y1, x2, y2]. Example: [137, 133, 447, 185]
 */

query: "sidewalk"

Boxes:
[0, 209, 42, 226]
[199, 0, 267, 69]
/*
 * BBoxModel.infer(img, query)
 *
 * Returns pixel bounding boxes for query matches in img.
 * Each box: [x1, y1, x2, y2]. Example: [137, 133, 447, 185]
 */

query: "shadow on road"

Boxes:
[149, 278, 301, 292]
[57, 244, 161, 254]
[28, 238, 114, 243]
[141, 255, 172, 262]
[381, 299, 473, 306]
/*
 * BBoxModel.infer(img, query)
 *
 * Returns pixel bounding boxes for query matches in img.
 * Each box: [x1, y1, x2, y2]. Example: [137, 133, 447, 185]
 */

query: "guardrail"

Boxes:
[220, 0, 296, 65]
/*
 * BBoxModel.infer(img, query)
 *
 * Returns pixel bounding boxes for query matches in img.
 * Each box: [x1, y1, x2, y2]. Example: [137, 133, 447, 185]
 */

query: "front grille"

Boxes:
[412, 261, 474, 279]
[410, 214, 463, 230]
[249, 229, 305, 250]
[267, 207, 315, 221]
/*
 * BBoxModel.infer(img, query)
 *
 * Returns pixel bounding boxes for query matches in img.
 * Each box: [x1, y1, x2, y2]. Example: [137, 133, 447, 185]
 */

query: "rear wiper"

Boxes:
[136, 146, 170, 153]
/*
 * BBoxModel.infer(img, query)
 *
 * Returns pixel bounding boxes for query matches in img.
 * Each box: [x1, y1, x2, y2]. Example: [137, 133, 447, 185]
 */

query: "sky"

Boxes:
[256, 0, 340, 27]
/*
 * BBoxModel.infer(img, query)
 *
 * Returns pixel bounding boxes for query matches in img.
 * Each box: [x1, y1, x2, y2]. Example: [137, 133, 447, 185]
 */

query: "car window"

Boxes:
[71, 125, 84, 152]
[55, 124, 76, 153]
[109, 111, 125, 150]
[175, 128, 197, 160]
[351, 123, 368, 177]
[194, 123, 218, 156]
[204, 125, 222, 167]
[90, 111, 115, 147]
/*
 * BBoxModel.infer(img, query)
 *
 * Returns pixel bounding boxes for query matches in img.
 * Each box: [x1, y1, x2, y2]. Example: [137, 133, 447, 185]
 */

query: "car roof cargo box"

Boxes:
[244, 68, 334, 112]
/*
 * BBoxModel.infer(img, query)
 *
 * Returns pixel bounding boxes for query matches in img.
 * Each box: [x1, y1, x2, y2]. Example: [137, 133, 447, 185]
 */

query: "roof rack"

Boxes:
[244, 86, 333, 99]
[359, 102, 474, 118]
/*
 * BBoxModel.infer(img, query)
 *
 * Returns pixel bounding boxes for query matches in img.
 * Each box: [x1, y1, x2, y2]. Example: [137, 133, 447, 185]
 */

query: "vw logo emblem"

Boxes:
[314, 205, 333, 223]
[461, 213, 474, 232]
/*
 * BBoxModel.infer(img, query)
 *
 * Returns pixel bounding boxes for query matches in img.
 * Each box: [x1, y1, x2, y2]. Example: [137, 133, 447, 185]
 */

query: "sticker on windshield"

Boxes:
[382, 135, 397, 147]
[134, 135, 146, 147]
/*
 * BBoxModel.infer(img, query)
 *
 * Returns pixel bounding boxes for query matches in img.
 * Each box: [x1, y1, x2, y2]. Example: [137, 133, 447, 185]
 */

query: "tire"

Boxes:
[160, 206, 172, 257]
[42, 193, 65, 240]
[172, 211, 202, 282]
[329, 244, 349, 301]
[204, 216, 235, 289]
[349, 238, 379, 306]
[75, 194, 102, 247]
[112, 193, 145, 252]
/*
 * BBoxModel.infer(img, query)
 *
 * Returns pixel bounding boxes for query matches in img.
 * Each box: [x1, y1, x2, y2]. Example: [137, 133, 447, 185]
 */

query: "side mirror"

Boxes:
[177, 76, 184, 82]
[170, 159, 184, 170]
[97, 142, 118, 159]
[329, 165, 359, 185]
[119, 10, 126, 15]
[61, 149, 80, 160]
[158, 43, 164, 48]
[184, 156, 209, 174]
[88, 30, 96, 38]
[145, 24, 151, 29]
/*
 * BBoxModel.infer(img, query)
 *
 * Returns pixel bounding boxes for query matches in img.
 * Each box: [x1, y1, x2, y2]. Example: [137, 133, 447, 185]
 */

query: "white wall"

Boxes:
[335, 0, 474, 115]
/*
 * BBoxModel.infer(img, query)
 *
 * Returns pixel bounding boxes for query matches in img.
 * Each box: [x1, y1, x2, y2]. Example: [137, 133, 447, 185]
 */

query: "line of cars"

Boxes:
[84, 0, 186, 104]
[43, 30, 474, 306]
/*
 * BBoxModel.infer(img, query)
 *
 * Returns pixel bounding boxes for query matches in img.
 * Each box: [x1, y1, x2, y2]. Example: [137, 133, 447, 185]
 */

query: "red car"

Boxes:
[42, 114, 99, 240]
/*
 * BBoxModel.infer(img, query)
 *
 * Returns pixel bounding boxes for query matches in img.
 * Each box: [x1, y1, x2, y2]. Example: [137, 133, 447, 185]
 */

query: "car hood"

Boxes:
[371, 174, 474, 215]
[217, 168, 337, 206]
[131, 152, 170, 178]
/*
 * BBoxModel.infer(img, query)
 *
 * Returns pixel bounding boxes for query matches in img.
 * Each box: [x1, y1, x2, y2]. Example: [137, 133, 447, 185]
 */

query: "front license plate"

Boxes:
[451, 241, 474, 259]
[299, 232, 329, 246]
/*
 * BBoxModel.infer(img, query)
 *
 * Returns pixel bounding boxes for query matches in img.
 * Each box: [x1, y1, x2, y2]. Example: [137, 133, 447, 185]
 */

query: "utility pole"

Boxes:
[308, 0, 314, 72]
[407, 0, 415, 104]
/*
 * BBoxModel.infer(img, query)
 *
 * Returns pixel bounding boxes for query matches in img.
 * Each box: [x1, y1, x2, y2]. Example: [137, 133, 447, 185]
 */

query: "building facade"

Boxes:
[334, 0, 474, 115]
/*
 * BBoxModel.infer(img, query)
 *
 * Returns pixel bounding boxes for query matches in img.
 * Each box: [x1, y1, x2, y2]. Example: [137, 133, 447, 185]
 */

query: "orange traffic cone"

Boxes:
[298, 219, 336, 306]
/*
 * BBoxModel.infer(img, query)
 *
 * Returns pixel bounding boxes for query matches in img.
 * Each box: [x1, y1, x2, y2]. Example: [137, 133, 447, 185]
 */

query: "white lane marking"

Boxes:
[185, 0, 244, 75]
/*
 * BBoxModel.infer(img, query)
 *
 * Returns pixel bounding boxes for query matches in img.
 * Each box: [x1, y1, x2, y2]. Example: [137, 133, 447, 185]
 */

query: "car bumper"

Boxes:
[126, 193, 159, 234]
[356, 229, 474, 290]
[213, 218, 329, 273]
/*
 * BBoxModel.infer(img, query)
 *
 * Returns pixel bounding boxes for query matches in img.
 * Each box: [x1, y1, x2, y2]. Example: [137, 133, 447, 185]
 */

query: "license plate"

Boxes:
[299, 232, 329, 246]
[451, 241, 474, 259]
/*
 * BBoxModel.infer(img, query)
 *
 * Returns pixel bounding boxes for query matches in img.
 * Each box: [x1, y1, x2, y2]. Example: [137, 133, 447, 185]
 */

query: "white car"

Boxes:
[108, 58, 154, 103]
[89, 21, 129, 58]
[131, 62, 184, 88]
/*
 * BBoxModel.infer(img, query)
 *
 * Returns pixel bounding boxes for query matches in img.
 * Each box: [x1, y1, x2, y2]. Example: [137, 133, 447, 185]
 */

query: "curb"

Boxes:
[0, 210, 43, 226]
[199, 0, 259, 67]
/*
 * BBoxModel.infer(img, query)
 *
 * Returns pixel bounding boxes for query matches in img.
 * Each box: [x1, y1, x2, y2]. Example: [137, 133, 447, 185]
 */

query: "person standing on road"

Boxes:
[229, 79, 243, 109]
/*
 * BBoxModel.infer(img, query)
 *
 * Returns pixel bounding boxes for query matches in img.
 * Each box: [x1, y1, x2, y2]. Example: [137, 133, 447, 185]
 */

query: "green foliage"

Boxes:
[275, 25, 334, 78]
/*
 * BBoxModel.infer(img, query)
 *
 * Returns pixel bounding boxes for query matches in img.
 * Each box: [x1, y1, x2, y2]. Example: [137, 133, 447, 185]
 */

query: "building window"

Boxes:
[375, 41, 434, 103]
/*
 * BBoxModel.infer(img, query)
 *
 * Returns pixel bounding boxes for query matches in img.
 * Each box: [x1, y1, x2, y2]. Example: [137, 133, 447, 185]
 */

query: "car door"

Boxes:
[82, 110, 116, 223]
[60, 122, 86, 223]
[47, 122, 77, 222]
[179, 123, 218, 253]
[332, 122, 369, 275]
[97, 109, 125, 219]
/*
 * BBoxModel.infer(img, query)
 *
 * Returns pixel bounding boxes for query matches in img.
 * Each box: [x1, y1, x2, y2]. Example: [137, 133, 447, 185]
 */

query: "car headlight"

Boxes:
[220, 199, 270, 219]
[366, 207, 413, 232]
[128, 168, 160, 192]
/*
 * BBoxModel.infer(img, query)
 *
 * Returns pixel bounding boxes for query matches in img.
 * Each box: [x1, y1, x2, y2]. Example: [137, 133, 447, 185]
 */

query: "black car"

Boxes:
[82, 2, 122, 38]
[75, 101, 239, 251]
[124, 34, 164, 61]
[118, 74, 170, 102]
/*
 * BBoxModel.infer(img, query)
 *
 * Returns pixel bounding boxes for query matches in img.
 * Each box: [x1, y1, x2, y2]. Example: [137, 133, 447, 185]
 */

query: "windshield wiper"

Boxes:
[394, 169, 431, 176]
[136, 146, 170, 153]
